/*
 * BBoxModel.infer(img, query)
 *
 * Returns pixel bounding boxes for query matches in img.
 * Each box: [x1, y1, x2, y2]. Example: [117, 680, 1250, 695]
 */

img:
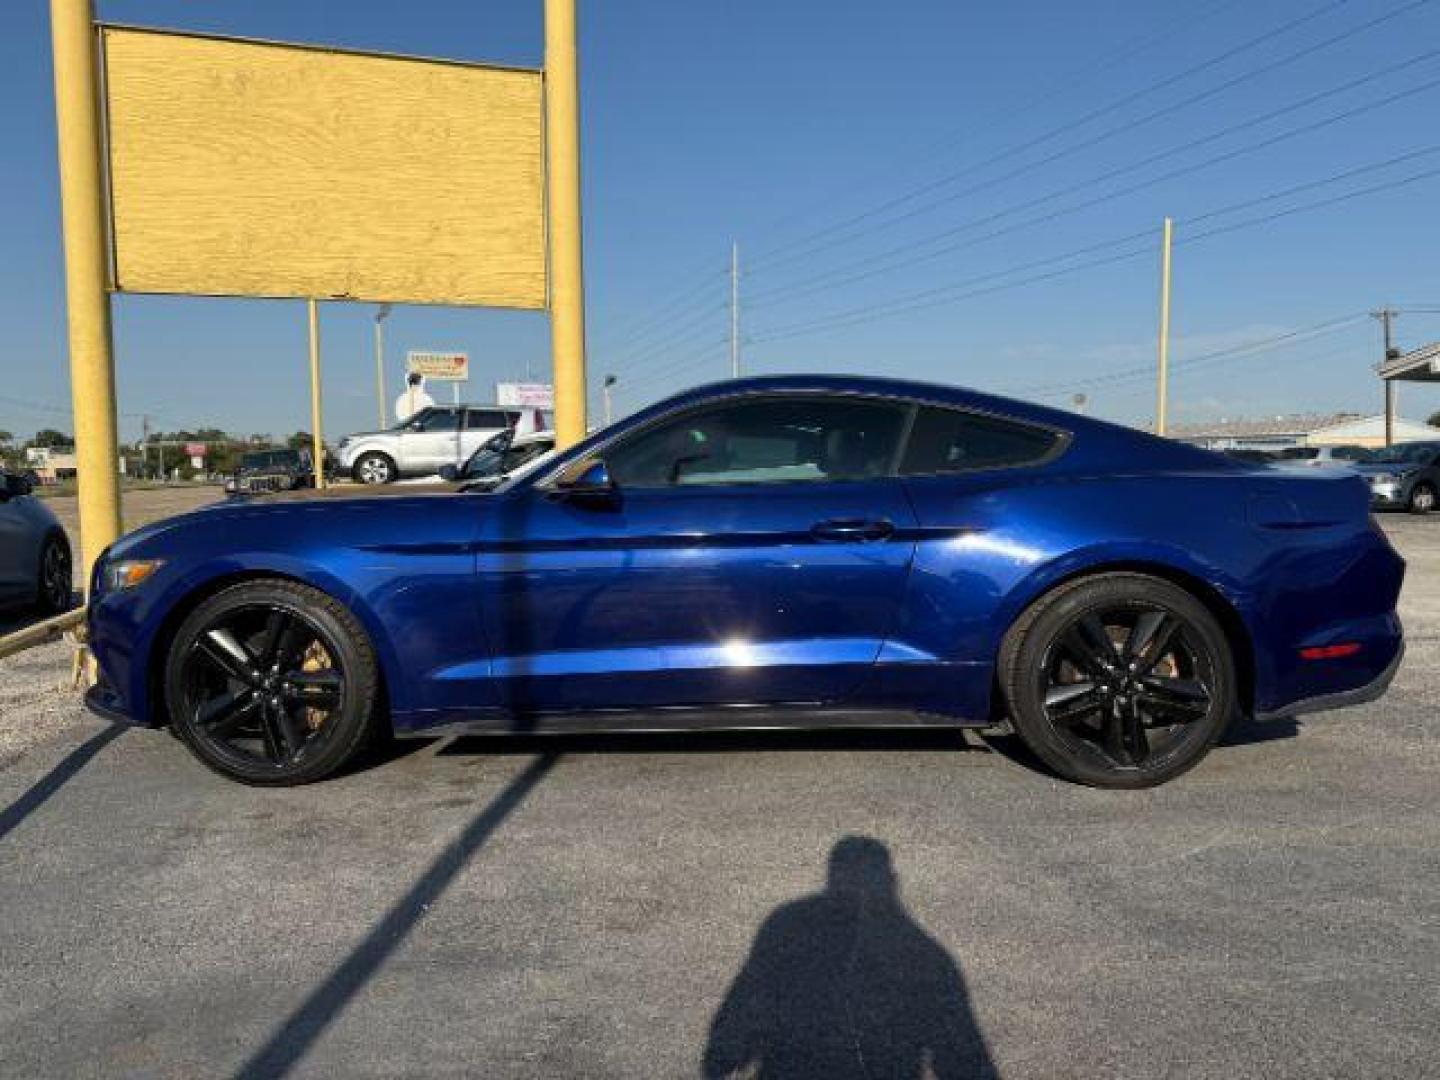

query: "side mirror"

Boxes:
[439, 464, 459, 482]
[553, 457, 615, 496]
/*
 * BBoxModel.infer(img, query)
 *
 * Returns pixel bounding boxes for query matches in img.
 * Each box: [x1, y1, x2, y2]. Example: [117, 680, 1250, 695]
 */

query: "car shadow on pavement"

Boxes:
[231, 752, 559, 1080]
[0, 724, 124, 843]
[437, 726, 988, 758]
[704, 835, 998, 1079]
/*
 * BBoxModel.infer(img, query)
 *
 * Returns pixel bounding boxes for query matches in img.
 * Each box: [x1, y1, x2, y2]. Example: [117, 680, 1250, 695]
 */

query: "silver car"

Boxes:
[336, 406, 520, 484]
[0, 473, 72, 615]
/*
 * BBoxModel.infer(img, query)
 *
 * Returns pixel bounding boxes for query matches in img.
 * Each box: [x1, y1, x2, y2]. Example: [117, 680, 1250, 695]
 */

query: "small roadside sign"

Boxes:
[407, 351, 469, 382]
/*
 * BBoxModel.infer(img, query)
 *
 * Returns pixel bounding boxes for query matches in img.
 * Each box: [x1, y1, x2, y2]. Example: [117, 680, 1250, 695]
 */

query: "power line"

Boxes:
[749, 0, 1427, 275]
[747, 55, 1440, 309]
[746, 154, 1440, 346]
[1006, 314, 1370, 399]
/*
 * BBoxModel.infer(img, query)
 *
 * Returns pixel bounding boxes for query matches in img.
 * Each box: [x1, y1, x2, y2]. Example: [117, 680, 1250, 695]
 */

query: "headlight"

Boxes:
[1369, 473, 1394, 484]
[105, 559, 165, 592]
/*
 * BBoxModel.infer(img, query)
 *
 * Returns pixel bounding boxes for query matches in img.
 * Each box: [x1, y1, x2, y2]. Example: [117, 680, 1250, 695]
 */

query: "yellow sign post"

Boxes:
[545, 0, 589, 449]
[49, 0, 122, 579]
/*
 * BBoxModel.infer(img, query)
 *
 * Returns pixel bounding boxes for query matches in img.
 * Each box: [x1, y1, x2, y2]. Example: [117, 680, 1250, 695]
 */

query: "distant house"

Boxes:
[24, 445, 79, 483]
[1168, 413, 1440, 451]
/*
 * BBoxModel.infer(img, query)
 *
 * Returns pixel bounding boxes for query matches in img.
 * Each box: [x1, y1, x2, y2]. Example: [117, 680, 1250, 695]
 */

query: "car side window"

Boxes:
[414, 409, 459, 432]
[466, 409, 508, 430]
[900, 405, 1059, 474]
[606, 396, 907, 488]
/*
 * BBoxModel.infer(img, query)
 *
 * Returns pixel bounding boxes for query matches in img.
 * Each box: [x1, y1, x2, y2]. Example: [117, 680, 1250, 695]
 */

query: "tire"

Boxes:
[164, 579, 382, 786]
[34, 532, 73, 616]
[1408, 482, 1436, 515]
[352, 452, 396, 485]
[999, 572, 1236, 788]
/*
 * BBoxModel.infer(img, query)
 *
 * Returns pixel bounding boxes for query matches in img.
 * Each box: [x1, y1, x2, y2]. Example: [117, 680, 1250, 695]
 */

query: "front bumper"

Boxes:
[84, 679, 140, 725]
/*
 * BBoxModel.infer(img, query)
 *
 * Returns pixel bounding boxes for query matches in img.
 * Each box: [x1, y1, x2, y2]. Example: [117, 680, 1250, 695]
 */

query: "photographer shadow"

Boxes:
[704, 836, 998, 1079]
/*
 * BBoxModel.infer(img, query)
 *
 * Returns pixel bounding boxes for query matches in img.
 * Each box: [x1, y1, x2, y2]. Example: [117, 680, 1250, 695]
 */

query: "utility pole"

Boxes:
[374, 303, 391, 428]
[730, 242, 741, 379]
[1372, 307, 1398, 447]
[141, 415, 151, 479]
[602, 374, 617, 427]
[1155, 217, 1174, 436]
[545, 0, 588, 448]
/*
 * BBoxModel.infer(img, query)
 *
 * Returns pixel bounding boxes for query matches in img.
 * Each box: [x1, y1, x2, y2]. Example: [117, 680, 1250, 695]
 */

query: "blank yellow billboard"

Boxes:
[100, 27, 546, 309]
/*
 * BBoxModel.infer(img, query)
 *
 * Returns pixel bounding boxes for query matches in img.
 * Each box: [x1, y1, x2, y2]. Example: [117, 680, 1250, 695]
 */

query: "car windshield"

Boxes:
[1275, 447, 1318, 460]
[1368, 443, 1439, 466]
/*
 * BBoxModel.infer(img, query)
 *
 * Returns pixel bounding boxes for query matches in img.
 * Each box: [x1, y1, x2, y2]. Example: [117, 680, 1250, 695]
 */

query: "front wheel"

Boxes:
[1000, 573, 1236, 788]
[164, 580, 381, 785]
[35, 533, 72, 615]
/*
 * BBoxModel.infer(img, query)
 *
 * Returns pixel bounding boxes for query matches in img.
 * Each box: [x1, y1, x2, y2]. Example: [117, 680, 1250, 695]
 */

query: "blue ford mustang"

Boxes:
[86, 376, 1405, 788]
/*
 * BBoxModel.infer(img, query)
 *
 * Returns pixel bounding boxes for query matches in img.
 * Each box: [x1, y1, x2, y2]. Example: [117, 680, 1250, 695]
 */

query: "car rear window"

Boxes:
[899, 406, 1059, 474]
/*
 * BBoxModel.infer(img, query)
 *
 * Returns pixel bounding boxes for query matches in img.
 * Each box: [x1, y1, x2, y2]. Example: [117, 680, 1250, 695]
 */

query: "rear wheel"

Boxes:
[164, 580, 381, 785]
[353, 452, 396, 485]
[1000, 573, 1236, 788]
[1408, 482, 1436, 514]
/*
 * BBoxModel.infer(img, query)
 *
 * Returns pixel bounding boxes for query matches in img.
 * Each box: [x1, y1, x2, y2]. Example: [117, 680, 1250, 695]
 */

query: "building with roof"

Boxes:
[1169, 412, 1440, 451]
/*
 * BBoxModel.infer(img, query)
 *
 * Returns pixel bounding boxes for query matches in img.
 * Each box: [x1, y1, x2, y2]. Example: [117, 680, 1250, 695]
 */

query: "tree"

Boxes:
[1427, 410, 1440, 430]
[30, 428, 73, 449]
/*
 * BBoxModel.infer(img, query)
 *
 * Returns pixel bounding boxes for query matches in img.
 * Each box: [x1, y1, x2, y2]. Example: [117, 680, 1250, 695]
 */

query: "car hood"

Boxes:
[106, 485, 484, 562]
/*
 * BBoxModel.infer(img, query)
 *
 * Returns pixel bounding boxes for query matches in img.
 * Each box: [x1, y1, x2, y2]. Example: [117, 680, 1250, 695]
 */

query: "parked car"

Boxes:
[0, 472, 72, 615]
[1269, 445, 1371, 469]
[85, 375, 1404, 790]
[1219, 448, 1276, 465]
[1354, 440, 1440, 513]
[224, 448, 315, 495]
[337, 406, 522, 484]
[438, 430, 557, 490]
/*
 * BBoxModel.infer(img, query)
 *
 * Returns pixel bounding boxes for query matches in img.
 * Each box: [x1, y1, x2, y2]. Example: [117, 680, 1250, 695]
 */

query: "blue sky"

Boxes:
[3, 0, 1440, 443]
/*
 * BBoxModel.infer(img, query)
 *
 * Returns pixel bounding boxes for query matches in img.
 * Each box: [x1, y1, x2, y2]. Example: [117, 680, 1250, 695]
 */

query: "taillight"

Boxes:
[1299, 643, 1362, 661]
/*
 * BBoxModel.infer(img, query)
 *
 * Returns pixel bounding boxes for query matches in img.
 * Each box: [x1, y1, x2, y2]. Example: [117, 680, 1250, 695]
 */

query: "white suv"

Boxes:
[337, 406, 519, 484]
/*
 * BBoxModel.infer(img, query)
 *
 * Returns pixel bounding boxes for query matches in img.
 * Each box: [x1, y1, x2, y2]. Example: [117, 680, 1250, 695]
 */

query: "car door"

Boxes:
[477, 394, 919, 713]
[399, 408, 461, 473]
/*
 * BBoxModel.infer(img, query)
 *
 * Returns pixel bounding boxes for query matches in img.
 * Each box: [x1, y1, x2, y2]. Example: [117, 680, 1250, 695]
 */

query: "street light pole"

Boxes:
[374, 303, 392, 428]
[603, 373, 617, 427]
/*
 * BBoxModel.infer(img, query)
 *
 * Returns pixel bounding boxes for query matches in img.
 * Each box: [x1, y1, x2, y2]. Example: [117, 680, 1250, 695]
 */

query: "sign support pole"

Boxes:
[308, 299, 327, 489]
[50, 0, 122, 580]
[545, 0, 588, 449]
[1155, 217, 1174, 437]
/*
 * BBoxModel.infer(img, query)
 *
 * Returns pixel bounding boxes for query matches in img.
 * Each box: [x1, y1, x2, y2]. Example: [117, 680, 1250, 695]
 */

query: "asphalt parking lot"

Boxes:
[1, 494, 1437, 1078]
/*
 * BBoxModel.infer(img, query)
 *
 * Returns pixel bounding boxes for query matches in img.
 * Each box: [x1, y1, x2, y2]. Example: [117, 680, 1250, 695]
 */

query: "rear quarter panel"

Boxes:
[891, 464, 1400, 720]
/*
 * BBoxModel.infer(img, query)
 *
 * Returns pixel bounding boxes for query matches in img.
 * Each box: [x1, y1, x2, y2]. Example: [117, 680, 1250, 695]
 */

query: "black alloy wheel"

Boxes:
[165, 580, 380, 785]
[1001, 573, 1236, 788]
[36, 534, 72, 615]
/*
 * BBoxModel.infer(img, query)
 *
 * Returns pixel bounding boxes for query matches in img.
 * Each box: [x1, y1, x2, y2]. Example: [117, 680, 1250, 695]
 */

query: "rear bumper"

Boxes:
[1255, 640, 1403, 721]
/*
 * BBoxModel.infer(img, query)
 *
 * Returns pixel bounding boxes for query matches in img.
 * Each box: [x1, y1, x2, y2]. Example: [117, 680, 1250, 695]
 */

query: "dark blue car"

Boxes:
[86, 376, 1405, 788]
